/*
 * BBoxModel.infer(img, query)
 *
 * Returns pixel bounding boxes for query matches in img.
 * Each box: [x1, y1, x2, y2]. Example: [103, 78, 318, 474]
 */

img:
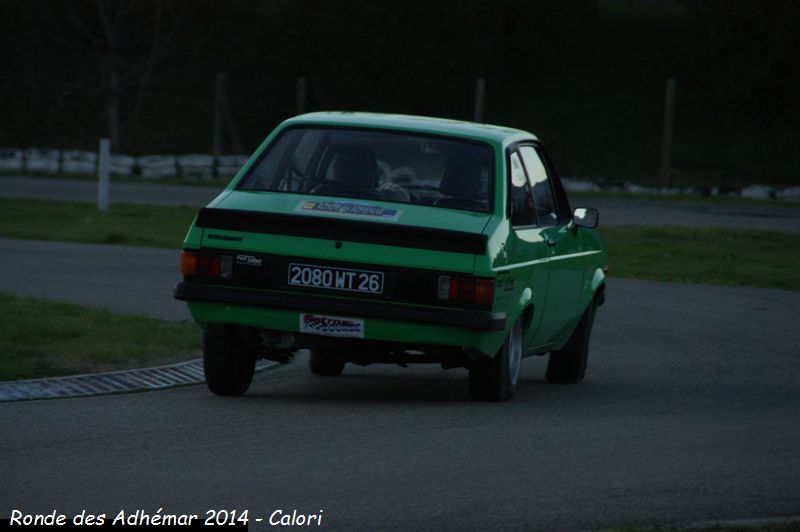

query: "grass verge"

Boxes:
[602, 226, 800, 291]
[0, 198, 197, 248]
[0, 292, 201, 381]
[572, 190, 800, 208]
[1, 198, 798, 291]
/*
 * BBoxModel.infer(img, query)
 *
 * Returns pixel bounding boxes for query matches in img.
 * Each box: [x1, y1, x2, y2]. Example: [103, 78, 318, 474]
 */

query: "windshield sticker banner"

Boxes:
[295, 200, 403, 221]
[299, 313, 365, 338]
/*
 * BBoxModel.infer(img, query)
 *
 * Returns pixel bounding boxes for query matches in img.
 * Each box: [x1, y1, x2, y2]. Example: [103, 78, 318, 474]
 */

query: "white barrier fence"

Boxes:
[0, 148, 248, 180]
[1, 148, 797, 201]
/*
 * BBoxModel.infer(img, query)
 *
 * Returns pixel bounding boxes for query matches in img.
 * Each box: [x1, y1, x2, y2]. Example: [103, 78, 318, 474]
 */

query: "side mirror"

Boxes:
[572, 207, 599, 229]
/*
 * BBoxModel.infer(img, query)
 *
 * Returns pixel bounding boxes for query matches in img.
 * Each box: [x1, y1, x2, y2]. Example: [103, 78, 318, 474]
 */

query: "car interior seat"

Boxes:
[311, 145, 379, 199]
[434, 156, 485, 210]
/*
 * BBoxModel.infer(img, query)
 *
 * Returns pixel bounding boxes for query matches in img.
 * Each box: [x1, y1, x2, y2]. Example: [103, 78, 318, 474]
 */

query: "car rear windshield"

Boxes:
[237, 127, 493, 213]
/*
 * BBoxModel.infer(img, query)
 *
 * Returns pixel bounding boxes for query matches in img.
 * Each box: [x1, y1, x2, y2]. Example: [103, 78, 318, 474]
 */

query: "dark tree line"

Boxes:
[683, 0, 800, 124]
[1, 0, 185, 150]
[0, 0, 796, 156]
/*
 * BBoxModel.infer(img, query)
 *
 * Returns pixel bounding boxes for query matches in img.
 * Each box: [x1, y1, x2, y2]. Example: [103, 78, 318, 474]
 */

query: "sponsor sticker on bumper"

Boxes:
[299, 313, 365, 338]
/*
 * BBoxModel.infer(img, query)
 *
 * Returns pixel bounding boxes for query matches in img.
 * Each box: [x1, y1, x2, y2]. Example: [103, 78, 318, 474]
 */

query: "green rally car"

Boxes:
[174, 112, 607, 401]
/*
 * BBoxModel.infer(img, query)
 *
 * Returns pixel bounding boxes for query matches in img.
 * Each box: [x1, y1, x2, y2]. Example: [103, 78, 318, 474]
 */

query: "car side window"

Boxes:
[537, 146, 571, 223]
[508, 151, 537, 227]
[519, 146, 558, 226]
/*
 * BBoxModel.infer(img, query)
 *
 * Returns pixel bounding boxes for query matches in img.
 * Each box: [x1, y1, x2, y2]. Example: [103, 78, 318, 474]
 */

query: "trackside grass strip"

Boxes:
[0, 198, 198, 249]
[0, 292, 201, 381]
[1, 198, 798, 291]
[602, 225, 800, 291]
[571, 189, 800, 208]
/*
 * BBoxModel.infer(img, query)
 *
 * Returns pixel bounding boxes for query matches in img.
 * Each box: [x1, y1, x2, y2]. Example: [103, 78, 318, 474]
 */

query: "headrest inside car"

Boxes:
[327, 146, 378, 187]
[440, 157, 482, 198]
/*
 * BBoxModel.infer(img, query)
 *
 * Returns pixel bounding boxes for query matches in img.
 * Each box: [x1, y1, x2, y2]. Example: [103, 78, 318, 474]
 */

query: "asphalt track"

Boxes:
[3, 174, 800, 232]
[2, 263, 799, 528]
[0, 237, 188, 321]
[2, 177, 799, 528]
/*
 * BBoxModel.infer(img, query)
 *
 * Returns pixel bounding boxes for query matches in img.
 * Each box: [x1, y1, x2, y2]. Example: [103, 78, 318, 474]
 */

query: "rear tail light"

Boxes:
[437, 275, 494, 307]
[181, 251, 232, 278]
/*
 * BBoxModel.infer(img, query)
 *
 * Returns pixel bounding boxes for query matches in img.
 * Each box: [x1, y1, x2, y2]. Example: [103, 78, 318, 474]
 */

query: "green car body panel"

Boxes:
[177, 112, 607, 364]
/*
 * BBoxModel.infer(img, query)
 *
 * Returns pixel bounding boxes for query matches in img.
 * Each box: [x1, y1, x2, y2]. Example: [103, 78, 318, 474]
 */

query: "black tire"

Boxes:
[309, 350, 345, 377]
[546, 302, 596, 384]
[203, 331, 256, 396]
[469, 319, 523, 402]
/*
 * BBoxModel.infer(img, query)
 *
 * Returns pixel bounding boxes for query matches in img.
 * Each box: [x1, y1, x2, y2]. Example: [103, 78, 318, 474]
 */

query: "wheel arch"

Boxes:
[585, 266, 606, 310]
[594, 281, 606, 307]
[512, 286, 536, 345]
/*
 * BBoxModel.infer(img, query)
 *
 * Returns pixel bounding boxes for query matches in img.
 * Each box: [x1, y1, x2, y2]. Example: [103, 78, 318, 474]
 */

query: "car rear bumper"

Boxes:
[174, 281, 506, 331]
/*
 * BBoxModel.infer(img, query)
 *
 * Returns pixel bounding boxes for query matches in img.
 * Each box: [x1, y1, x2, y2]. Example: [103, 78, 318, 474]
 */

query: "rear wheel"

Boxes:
[203, 330, 256, 396]
[546, 302, 596, 384]
[469, 319, 523, 402]
[309, 350, 346, 376]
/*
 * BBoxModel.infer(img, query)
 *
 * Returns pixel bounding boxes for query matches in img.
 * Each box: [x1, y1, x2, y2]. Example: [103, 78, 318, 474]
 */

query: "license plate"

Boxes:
[288, 263, 384, 294]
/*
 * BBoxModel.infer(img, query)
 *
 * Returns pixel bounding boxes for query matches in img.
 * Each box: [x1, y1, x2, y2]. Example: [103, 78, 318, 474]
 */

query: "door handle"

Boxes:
[546, 239, 557, 247]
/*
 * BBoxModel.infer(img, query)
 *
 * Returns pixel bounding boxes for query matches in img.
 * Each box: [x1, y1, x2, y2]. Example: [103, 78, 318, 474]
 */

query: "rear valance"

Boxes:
[195, 208, 488, 254]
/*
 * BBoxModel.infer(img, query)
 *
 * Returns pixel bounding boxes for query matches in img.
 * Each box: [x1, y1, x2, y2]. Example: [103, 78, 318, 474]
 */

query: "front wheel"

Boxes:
[203, 331, 256, 396]
[468, 318, 523, 402]
[546, 302, 595, 384]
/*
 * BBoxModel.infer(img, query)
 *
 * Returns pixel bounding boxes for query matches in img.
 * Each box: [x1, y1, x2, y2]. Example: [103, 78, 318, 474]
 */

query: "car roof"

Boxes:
[281, 111, 537, 145]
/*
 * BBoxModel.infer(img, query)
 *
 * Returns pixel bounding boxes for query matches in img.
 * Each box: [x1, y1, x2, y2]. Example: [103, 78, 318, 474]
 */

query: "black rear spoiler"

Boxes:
[196, 208, 488, 255]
